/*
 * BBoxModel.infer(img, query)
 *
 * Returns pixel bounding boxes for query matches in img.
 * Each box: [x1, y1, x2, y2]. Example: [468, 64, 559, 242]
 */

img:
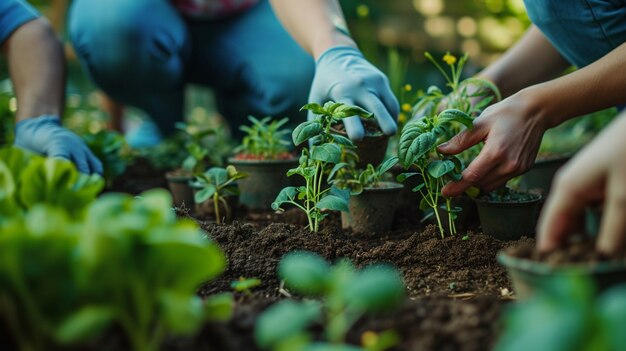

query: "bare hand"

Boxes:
[537, 113, 626, 256]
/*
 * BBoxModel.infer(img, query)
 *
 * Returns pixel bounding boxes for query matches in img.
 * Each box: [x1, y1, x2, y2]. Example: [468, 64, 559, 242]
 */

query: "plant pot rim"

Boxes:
[165, 171, 194, 182]
[361, 181, 404, 193]
[474, 193, 542, 206]
[189, 180, 239, 191]
[228, 156, 298, 165]
[497, 250, 626, 275]
[330, 126, 387, 139]
[534, 154, 572, 165]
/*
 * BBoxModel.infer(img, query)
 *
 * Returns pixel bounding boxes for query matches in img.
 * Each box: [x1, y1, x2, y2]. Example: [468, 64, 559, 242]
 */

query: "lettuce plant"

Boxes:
[272, 102, 371, 232]
[194, 165, 247, 224]
[235, 116, 292, 159]
[0, 190, 229, 351]
[82, 129, 132, 184]
[255, 251, 404, 351]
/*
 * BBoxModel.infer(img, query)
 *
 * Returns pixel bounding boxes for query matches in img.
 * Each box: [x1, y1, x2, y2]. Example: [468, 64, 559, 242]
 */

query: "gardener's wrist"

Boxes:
[312, 29, 357, 61]
[513, 85, 560, 131]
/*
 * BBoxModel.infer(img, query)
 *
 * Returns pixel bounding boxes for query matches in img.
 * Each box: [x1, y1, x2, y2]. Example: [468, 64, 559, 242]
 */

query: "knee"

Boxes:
[69, 0, 188, 93]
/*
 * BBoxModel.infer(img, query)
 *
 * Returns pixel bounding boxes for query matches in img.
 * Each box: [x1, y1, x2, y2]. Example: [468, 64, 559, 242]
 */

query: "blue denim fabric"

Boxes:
[0, 0, 38, 44]
[525, 0, 626, 68]
[69, 0, 314, 139]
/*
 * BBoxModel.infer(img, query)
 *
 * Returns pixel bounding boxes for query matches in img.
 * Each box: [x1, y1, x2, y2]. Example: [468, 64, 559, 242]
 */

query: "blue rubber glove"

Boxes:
[308, 46, 399, 140]
[14, 115, 103, 175]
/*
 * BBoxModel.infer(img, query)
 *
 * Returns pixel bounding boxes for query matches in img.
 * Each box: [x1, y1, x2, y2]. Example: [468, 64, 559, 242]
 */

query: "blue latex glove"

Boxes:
[308, 46, 399, 140]
[14, 115, 103, 174]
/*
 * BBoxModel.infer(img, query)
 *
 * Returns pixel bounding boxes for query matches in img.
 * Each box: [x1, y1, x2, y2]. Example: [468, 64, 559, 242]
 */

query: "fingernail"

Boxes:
[439, 142, 449, 149]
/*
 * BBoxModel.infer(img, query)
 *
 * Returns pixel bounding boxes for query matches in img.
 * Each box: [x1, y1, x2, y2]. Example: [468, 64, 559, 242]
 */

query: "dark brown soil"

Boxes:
[332, 118, 384, 137]
[505, 237, 625, 265]
[109, 157, 168, 194]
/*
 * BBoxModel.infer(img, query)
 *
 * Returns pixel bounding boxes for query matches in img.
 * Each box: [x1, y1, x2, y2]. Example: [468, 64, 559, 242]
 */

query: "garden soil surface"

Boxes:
[110, 163, 536, 351]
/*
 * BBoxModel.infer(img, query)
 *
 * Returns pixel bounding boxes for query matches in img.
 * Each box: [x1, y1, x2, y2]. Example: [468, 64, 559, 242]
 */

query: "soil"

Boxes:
[505, 237, 626, 265]
[108, 157, 168, 194]
[101, 161, 523, 350]
[332, 118, 384, 137]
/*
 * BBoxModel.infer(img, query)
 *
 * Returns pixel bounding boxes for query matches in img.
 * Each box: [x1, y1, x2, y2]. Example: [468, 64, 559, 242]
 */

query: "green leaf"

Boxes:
[436, 109, 473, 129]
[159, 292, 204, 334]
[195, 184, 216, 203]
[377, 157, 398, 176]
[412, 183, 425, 192]
[332, 104, 374, 119]
[310, 143, 342, 164]
[327, 163, 348, 181]
[255, 300, 322, 349]
[231, 278, 262, 292]
[396, 172, 419, 183]
[427, 160, 456, 178]
[342, 264, 405, 313]
[272, 187, 298, 211]
[306, 343, 363, 351]
[293, 121, 323, 146]
[315, 195, 348, 212]
[300, 103, 326, 115]
[279, 251, 331, 295]
[55, 307, 114, 344]
[330, 134, 354, 147]
[204, 293, 234, 322]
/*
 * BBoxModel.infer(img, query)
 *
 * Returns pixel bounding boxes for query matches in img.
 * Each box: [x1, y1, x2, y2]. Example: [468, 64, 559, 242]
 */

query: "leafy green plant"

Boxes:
[255, 251, 405, 351]
[397, 52, 501, 238]
[234, 116, 292, 160]
[82, 129, 133, 184]
[193, 165, 247, 224]
[231, 277, 262, 296]
[272, 102, 372, 232]
[330, 157, 398, 195]
[176, 122, 232, 174]
[0, 92, 14, 146]
[0, 190, 229, 351]
[0, 146, 104, 219]
[495, 276, 626, 351]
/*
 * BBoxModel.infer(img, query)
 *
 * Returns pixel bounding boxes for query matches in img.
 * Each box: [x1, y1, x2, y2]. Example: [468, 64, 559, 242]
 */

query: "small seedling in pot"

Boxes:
[176, 122, 227, 175]
[231, 277, 262, 296]
[272, 102, 372, 232]
[193, 165, 247, 224]
[331, 157, 399, 195]
[255, 251, 404, 351]
[234, 116, 292, 160]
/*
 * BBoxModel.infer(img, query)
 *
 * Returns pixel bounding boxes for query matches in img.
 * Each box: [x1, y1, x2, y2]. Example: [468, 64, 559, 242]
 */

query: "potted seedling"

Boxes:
[165, 122, 221, 208]
[229, 116, 298, 210]
[331, 157, 403, 235]
[272, 102, 373, 233]
[190, 165, 247, 224]
[474, 187, 542, 241]
[255, 251, 404, 351]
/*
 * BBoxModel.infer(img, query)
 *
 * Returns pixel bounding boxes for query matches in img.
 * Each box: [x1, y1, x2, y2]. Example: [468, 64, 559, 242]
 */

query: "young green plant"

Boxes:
[235, 116, 291, 160]
[272, 102, 373, 232]
[255, 251, 404, 351]
[194, 165, 247, 224]
[330, 156, 399, 195]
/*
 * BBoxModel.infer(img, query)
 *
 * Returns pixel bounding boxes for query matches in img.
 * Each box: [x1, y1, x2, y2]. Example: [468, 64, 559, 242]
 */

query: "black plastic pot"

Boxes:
[228, 157, 298, 210]
[165, 171, 194, 209]
[519, 156, 570, 194]
[189, 181, 238, 223]
[435, 195, 479, 234]
[341, 182, 403, 235]
[475, 194, 541, 241]
[498, 251, 626, 299]
[332, 121, 389, 168]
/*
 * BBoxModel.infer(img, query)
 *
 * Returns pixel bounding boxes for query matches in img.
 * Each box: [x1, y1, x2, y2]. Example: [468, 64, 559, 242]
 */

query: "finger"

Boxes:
[69, 152, 92, 174]
[377, 87, 400, 122]
[87, 151, 104, 175]
[437, 121, 487, 155]
[596, 166, 626, 256]
[338, 98, 365, 141]
[359, 94, 397, 135]
[442, 152, 498, 197]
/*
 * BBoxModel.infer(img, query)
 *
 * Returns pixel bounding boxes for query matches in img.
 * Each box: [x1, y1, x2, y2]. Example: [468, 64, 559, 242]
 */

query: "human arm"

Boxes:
[269, 0, 398, 140]
[439, 30, 626, 196]
[537, 112, 626, 256]
[2, 5, 102, 174]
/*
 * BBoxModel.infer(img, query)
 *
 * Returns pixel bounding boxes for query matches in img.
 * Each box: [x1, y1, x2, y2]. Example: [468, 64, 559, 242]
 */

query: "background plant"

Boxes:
[176, 122, 231, 174]
[235, 116, 292, 159]
[330, 157, 398, 195]
[272, 102, 372, 232]
[255, 251, 404, 351]
[193, 165, 247, 224]
[82, 129, 133, 185]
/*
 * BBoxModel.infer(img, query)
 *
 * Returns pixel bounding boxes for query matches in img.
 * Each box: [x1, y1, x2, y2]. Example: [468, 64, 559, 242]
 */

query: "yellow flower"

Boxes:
[443, 52, 457, 65]
[357, 4, 370, 18]
[404, 84, 412, 92]
[361, 331, 378, 347]
[402, 103, 412, 112]
[398, 113, 408, 124]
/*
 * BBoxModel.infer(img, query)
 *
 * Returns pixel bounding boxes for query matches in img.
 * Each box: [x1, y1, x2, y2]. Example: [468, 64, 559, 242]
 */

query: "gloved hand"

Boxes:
[14, 115, 103, 174]
[309, 46, 399, 140]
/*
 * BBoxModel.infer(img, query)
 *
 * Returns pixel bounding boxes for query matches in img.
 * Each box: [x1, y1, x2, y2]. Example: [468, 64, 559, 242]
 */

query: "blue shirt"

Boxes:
[525, 0, 626, 68]
[0, 0, 39, 44]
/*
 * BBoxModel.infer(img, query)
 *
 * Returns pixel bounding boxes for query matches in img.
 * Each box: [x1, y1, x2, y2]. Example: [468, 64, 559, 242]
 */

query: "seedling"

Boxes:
[331, 157, 399, 195]
[255, 251, 405, 351]
[231, 277, 262, 296]
[398, 52, 501, 238]
[176, 122, 232, 174]
[272, 102, 373, 232]
[193, 165, 247, 224]
[234, 116, 292, 160]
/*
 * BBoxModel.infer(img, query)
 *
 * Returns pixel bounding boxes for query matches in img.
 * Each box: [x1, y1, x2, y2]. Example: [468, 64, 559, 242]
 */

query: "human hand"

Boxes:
[14, 115, 103, 174]
[537, 113, 626, 256]
[308, 46, 398, 140]
[438, 92, 546, 197]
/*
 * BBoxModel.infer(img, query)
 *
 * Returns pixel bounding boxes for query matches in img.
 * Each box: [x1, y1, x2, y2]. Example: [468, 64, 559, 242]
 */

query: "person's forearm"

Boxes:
[522, 40, 626, 129]
[478, 25, 570, 98]
[269, 0, 356, 59]
[4, 18, 65, 122]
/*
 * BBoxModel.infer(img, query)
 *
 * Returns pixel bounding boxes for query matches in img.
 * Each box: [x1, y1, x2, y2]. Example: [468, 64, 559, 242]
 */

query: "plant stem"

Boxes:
[213, 192, 221, 225]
